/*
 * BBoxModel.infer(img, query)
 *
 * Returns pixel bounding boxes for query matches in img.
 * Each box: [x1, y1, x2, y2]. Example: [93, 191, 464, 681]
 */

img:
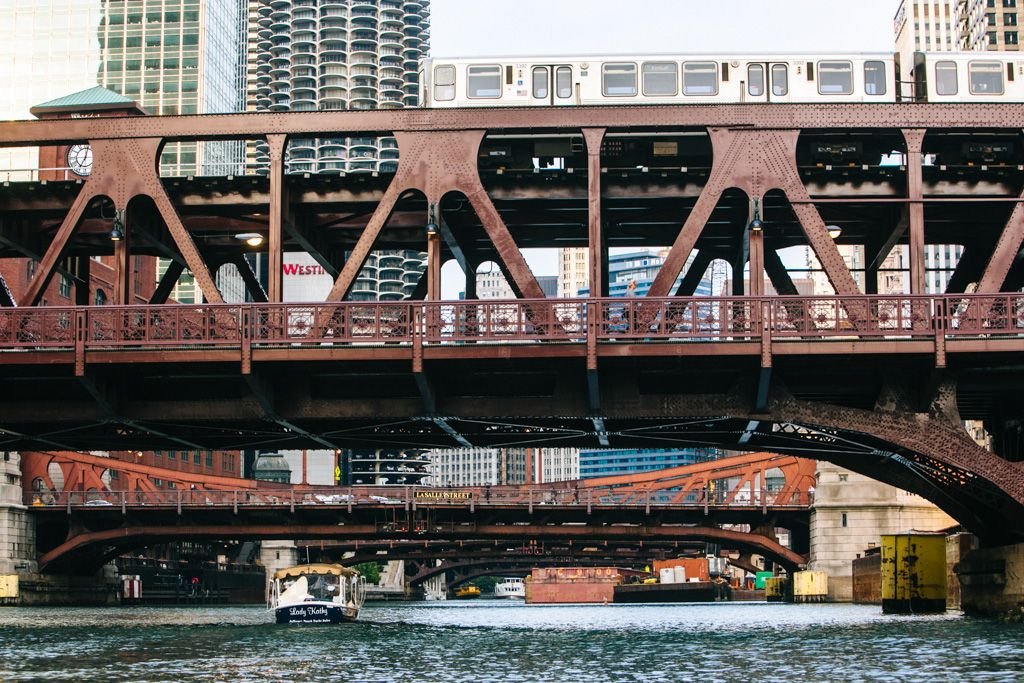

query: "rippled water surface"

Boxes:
[0, 601, 1020, 682]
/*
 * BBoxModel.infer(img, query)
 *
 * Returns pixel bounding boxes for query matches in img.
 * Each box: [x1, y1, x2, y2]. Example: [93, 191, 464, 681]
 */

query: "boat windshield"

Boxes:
[279, 573, 342, 602]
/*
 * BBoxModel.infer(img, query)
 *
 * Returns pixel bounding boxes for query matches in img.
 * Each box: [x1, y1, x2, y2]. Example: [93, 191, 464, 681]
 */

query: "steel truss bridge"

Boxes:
[24, 450, 812, 575]
[1, 104, 1024, 543]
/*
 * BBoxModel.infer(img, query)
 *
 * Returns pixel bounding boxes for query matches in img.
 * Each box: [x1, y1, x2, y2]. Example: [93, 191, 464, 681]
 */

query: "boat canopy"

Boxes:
[272, 563, 360, 580]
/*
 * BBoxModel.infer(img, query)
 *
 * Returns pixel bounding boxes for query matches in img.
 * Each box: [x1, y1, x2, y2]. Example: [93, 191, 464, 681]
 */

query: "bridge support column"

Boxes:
[0, 452, 36, 576]
[259, 540, 297, 596]
[957, 543, 1024, 617]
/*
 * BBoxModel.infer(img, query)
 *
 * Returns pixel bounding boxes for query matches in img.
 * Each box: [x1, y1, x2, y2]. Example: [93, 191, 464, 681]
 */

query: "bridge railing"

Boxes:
[26, 486, 813, 510]
[3, 294, 1022, 351]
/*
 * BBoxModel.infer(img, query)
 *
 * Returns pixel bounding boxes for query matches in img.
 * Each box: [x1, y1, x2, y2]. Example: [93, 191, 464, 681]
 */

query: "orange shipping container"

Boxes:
[652, 558, 709, 582]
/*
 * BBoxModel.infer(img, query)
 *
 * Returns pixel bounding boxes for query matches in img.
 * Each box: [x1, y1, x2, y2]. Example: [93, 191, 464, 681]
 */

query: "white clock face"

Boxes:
[67, 144, 93, 176]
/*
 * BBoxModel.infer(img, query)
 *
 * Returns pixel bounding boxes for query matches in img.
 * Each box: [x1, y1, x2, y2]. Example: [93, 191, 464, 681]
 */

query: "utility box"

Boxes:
[0, 575, 19, 600]
[881, 533, 947, 614]
[754, 571, 774, 590]
[793, 571, 828, 603]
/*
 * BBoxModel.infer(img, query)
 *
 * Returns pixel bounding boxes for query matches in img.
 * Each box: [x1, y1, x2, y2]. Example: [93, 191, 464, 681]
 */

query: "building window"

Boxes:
[205, 450, 213, 467]
[94, 289, 107, 306]
[1006, 30, 1020, 44]
[1004, 0, 1016, 7]
[58, 274, 71, 299]
[989, 31, 999, 44]
[841, 512, 848, 527]
[26, 260, 36, 280]
[1006, 13, 1018, 25]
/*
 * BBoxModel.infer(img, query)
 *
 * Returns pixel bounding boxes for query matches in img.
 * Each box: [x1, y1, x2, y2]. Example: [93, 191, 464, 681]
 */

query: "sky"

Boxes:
[429, 0, 898, 57]
[429, 0, 900, 293]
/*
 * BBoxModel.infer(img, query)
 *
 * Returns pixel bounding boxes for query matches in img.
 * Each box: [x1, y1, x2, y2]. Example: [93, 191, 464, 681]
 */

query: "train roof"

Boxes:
[425, 51, 898, 62]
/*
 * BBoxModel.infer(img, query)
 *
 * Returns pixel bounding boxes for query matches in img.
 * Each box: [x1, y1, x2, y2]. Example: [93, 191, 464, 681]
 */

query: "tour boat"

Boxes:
[453, 585, 482, 599]
[269, 563, 366, 624]
[494, 577, 526, 599]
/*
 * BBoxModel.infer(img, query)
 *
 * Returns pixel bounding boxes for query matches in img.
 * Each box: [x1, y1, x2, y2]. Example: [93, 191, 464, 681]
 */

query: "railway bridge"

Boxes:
[1, 103, 1024, 608]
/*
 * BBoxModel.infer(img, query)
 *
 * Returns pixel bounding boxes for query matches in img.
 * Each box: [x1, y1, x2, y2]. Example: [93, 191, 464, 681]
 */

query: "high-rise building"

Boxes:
[558, 248, 589, 298]
[0, 1, 104, 179]
[578, 448, 720, 479]
[97, 0, 248, 175]
[894, 0, 961, 86]
[426, 447, 529, 487]
[577, 249, 712, 298]
[252, 0, 430, 174]
[972, 0, 1022, 51]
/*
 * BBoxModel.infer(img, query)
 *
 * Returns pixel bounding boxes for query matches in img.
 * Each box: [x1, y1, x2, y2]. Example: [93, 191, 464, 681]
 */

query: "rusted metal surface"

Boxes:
[8, 104, 1024, 146]
[0, 294, 1021, 352]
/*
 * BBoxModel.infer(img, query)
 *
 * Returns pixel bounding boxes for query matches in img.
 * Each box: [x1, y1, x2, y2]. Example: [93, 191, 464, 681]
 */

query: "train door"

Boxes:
[744, 62, 791, 103]
[530, 64, 575, 105]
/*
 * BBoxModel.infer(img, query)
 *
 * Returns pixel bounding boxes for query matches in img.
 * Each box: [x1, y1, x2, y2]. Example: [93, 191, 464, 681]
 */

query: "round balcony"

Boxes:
[319, 14, 346, 29]
[268, 102, 291, 113]
[319, 48, 347, 65]
[378, 253, 403, 269]
[350, 14, 378, 30]
[287, 159, 316, 174]
[319, 28, 346, 43]
[403, 0, 423, 12]
[350, 39, 379, 54]
[349, 51, 378, 70]
[319, 94, 347, 110]
[347, 159, 377, 173]
[318, 160, 346, 174]
[291, 64, 317, 79]
[378, 146, 400, 160]
[318, 144, 346, 162]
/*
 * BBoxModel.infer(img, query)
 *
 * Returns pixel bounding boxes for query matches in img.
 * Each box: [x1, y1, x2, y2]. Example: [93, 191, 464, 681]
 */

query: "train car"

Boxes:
[422, 52, 1024, 108]
[911, 52, 1024, 103]
[421, 53, 898, 108]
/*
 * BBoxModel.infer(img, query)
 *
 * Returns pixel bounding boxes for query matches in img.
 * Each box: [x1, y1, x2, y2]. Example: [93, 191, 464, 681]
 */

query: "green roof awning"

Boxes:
[30, 86, 146, 116]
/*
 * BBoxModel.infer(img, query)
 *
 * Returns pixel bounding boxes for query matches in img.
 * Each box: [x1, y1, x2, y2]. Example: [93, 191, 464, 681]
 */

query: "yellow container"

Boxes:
[765, 576, 788, 602]
[881, 533, 946, 614]
[0, 575, 18, 599]
[793, 570, 828, 602]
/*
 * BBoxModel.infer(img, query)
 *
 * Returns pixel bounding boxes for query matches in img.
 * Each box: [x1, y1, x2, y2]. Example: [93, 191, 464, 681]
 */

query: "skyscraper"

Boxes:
[252, 0, 430, 174]
[95, 0, 249, 302]
[0, 1, 104, 179]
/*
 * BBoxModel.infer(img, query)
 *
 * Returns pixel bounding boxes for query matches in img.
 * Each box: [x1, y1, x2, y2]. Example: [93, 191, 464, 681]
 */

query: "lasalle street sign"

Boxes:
[414, 490, 473, 501]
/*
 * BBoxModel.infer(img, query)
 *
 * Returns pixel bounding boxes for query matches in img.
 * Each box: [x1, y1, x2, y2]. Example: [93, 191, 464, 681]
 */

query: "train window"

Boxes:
[603, 63, 637, 96]
[748, 64, 765, 96]
[642, 62, 678, 96]
[817, 61, 853, 94]
[683, 62, 718, 95]
[864, 61, 887, 95]
[935, 61, 958, 95]
[969, 61, 1005, 94]
[772, 64, 789, 96]
[467, 65, 502, 98]
[434, 65, 455, 101]
[532, 67, 549, 99]
[556, 67, 573, 98]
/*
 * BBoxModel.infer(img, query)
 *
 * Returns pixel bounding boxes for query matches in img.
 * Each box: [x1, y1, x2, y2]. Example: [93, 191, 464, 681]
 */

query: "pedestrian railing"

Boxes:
[2, 294, 1021, 352]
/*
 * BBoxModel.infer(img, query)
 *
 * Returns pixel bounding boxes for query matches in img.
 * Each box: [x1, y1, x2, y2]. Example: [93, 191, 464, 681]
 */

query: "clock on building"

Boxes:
[66, 144, 93, 176]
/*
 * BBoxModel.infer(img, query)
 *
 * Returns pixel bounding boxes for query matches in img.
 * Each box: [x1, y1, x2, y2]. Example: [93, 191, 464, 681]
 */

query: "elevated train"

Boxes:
[420, 52, 1022, 168]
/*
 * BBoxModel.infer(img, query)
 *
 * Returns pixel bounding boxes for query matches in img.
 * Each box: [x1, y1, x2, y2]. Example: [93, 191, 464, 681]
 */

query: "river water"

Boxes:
[0, 601, 1020, 682]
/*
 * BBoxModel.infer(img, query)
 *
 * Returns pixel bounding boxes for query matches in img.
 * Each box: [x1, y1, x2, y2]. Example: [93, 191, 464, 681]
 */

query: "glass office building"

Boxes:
[96, 0, 247, 176]
[0, 1, 104, 179]
[579, 448, 720, 479]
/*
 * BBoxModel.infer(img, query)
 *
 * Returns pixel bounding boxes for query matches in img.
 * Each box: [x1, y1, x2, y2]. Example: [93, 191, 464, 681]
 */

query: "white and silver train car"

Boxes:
[421, 52, 1024, 107]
